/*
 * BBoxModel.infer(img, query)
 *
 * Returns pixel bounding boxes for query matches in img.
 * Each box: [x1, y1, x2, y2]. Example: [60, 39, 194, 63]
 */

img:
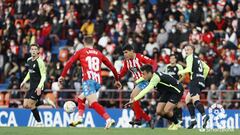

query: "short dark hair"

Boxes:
[83, 36, 94, 45]
[122, 45, 134, 51]
[30, 43, 40, 49]
[140, 64, 153, 73]
[170, 54, 176, 58]
[184, 44, 195, 51]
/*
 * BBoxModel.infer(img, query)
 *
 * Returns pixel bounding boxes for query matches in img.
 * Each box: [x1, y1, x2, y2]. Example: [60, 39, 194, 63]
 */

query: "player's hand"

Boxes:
[35, 88, 42, 96]
[177, 72, 181, 76]
[124, 99, 135, 108]
[114, 81, 122, 89]
[20, 82, 25, 90]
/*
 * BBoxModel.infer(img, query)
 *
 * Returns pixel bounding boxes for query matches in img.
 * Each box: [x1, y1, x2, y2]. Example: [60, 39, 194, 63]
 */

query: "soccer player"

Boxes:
[20, 43, 55, 126]
[114, 45, 157, 128]
[125, 65, 184, 130]
[164, 54, 185, 124]
[178, 45, 210, 129]
[58, 36, 121, 129]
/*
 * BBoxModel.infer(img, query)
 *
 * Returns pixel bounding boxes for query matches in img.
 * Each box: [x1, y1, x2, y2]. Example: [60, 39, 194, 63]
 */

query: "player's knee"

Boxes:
[23, 104, 28, 109]
[156, 110, 165, 116]
[191, 95, 200, 102]
[163, 108, 172, 115]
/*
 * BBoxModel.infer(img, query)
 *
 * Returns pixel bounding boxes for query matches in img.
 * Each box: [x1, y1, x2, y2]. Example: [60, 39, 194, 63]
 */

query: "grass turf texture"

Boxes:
[0, 127, 239, 135]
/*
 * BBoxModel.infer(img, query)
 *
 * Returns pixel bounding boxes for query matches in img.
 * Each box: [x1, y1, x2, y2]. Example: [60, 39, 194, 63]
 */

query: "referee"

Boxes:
[178, 45, 210, 129]
[20, 43, 55, 126]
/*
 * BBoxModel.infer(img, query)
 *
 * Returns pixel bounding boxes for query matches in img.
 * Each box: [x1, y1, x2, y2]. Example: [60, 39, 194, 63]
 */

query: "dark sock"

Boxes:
[176, 107, 182, 121]
[194, 100, 205, 116]
[31, 108, 41, 122]
[36, 100, 44, 107]
[187, 103, 196, 119]
[162, 114, 178, 124]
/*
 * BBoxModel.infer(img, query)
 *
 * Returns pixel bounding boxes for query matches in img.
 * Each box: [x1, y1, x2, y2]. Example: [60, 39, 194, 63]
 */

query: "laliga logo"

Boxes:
[209, 103, 227, 128]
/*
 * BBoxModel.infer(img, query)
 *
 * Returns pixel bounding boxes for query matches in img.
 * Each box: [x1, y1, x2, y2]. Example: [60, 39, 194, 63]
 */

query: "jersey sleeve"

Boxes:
[61, 51, 80, 77]
[176, 64, 184, 71]
[202, 61, 210, 79]
[134, 73, 160, 101]
[135, 77, 145, 84]
[37, 58, 47, 89]
[138, 54, 158, 71]
[102, 54, 119, 81]
[178, 54, 193, 75]
[119, 60, 128, 79]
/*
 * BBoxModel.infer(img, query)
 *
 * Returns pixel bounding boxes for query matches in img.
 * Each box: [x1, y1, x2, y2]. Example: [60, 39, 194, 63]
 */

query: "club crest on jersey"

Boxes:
[33, 64, 36, 68]
[29, 69, 36, 73]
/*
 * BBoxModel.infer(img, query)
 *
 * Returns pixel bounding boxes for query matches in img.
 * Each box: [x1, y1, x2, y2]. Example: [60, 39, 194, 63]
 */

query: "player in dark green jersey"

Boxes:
[178, 45, 210, 129]
[125, 65, 184, 130]
[164, 54, 185, 125]
[20, 44, 55, 126]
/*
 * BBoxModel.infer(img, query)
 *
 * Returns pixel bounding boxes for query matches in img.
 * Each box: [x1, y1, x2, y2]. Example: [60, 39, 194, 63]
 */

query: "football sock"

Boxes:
[187, 102, 196, 119]
[90, 102, 110, 120]
[194, 100, 205, 116]
[31, 108, 41, 122]
[77, 98, 86, 117]
[163, 114, 178, 124]
[132, 101, 142, 121]
[174, 107, 183, 121]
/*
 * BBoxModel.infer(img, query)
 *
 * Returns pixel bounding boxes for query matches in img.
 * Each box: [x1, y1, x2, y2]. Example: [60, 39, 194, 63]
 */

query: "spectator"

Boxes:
[80, 19, 95, 35]
[207, 84, 221, 106]
[156, 28, 168, 48]
[145, 36, 159, 57]
[230, 59, 240, 78]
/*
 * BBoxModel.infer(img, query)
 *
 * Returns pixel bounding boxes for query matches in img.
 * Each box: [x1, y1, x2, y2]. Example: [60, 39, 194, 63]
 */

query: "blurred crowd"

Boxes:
[0, 0, 240, 109]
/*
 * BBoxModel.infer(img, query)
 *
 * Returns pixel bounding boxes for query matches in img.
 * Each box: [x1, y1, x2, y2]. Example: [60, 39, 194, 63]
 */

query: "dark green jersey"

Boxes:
[165, 64, 183, 80]
[154, 72, 183, 94]
[22, 57, 46, 90]
[134, 72, 183, 101]
[178, 54, 210, 80]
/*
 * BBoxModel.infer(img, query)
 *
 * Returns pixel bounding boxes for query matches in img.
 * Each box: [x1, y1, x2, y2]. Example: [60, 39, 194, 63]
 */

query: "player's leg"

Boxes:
[189, 81, 209, 128]
[85, 80, 115, 129]
[130, 81, 151, 124]
[174, 102, 183, 123]
[164, 92, 182, 130]
[87, 93, 115, 129]
[191, 93, 209, 128]
[163, 102, 178, 124]
[185, 92, 197, 129]
[28, 99, 41, 123]
[23, 99, 30, 109]
[77, 93, 86, 119]
[156, 102, 166, 116]
[69, 93, 85, 127]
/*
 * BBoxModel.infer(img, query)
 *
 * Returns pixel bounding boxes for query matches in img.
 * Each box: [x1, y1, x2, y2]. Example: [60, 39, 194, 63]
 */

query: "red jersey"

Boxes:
[119, 53, 158, 80]
[61, 47, 119, 84]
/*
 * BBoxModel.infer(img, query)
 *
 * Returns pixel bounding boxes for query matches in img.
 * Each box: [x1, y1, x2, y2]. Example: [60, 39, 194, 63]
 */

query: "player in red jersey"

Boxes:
[115, 45, 158, 128]
[58, 36, 121, 129]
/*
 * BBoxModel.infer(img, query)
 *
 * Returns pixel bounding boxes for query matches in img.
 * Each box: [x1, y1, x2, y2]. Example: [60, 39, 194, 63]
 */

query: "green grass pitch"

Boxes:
[0, 127, 239, 135]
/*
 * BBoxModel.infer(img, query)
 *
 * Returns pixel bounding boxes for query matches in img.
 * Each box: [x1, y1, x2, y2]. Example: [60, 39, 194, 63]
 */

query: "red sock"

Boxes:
[140, 110, 151, 122]
[132, 101, 142, 121]
[77, 98, 86, 117]
[90, 102, 110, 120]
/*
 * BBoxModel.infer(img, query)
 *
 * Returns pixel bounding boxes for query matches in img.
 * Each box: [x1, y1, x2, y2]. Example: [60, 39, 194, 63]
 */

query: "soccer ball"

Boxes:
[63, 101, 76, 113]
